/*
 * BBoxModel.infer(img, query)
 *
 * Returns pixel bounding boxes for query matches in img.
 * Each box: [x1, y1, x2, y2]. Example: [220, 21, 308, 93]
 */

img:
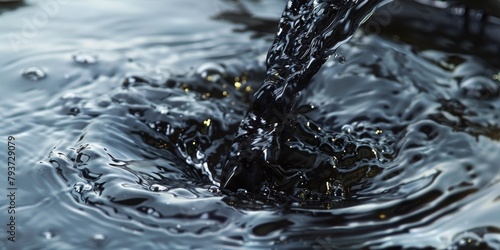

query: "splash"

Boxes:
[221, 0, 388, 200]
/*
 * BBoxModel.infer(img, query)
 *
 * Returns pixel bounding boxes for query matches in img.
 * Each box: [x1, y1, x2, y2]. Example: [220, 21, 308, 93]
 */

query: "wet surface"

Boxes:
[1, 0, 500, 249]
[220, 0, 384, 197]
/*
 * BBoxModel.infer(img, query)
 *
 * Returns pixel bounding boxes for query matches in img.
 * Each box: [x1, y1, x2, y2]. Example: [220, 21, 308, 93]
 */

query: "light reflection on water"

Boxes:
[0, 0, 499, 249]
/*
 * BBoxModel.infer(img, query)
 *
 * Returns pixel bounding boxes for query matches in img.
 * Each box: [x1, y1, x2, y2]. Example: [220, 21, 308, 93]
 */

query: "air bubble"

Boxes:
[208, 185, 220, 193]
[451, 231, 490, 250]
[43, 231, 54, 240]
[150, 184, 167, 192]
[146, 207, 161, 218]
[341, 124, 354, 134]
[196, 62, 225, 82]
[73, 52, 98, 64]
[68, 107, 80, 116]
[22, 66, 46, 81]
[261, 186, 271, 196]
[92, 233, 107, 247]
[147, 208, 154, 215]
[335, 52, 346, 64]
[236, 189, 248, 195]
[93, 234, 106, 241]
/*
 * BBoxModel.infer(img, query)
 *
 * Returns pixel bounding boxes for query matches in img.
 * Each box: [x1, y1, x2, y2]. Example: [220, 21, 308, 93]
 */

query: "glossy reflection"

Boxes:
[1, 0, 499, 249]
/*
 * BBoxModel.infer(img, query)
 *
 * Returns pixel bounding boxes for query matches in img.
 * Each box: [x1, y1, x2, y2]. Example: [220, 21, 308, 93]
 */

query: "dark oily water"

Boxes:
[1, 0, 500, 249]
[221, 0, 385, 198]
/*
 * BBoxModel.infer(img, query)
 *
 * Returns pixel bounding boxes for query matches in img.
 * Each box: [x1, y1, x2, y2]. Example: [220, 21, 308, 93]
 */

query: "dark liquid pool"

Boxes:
[1, 0, 500, 249]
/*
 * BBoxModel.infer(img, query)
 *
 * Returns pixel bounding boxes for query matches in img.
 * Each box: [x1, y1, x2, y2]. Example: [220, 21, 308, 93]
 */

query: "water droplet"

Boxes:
[208, 185, 220, 193]
[451, 231, 489, 250]
[236, 188, 248, 195]
[150, 184, 167, 192]
[73, 182, 92, 193]
[335, 52, 346, 64]
[145, 207, 160, 217]
[156, 104, 169, 115]
[43, 231, 54, 239]
[68, 107, 80, 116]
[22, 66, 46, 81]
[92, 233, 107, 247]
[196, 62, 225, 82]
[341, 124, 354, 134]
[93, 234, 106, 241]
[73, 52, 98, 64]
[261, 186, 271, 196]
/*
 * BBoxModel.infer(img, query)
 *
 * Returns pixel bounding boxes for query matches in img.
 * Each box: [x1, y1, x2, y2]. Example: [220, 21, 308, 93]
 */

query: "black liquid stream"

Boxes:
[221, 0, 387, 194]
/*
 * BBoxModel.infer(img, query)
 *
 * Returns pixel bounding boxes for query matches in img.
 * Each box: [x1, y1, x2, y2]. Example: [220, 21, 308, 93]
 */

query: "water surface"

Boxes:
[1, 0, 500, 249]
